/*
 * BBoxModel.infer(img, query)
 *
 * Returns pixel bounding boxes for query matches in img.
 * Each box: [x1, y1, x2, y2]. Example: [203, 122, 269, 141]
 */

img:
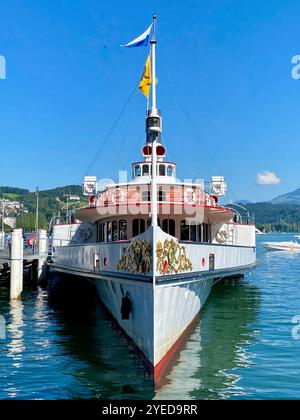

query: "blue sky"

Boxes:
[0, 0, 300, 202]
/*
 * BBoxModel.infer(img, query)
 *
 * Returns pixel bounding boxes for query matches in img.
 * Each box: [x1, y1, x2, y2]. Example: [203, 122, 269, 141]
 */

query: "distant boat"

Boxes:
[262, 241, 300, 252]
[294, 235, 300, 239]
[255, 228, 266, 235]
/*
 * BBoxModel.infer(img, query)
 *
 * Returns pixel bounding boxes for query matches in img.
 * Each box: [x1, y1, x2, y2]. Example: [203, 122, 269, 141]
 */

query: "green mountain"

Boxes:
[0, 185, 86, 230]
[243, 202, 300, 232]
[271, 187, 300, 205]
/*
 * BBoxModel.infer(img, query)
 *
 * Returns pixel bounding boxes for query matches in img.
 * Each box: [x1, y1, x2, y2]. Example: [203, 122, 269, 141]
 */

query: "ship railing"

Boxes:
[52, 239, 77, 247]
[96, 196, 218, 208]
[92, 184, 218, 208]
[223, 204, 255, 225]
[52, 238, 96, 248]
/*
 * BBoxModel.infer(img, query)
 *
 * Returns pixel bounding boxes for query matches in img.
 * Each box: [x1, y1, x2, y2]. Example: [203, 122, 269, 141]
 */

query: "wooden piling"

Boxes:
[37, 229, 47, 282]
[10, 229, 23, 300]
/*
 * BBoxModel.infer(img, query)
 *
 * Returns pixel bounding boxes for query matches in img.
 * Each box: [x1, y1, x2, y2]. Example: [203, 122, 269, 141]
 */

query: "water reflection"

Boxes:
[47, 274, 261, 400]
[0, 272, 261, 400]
[6, 300, 25, 398]
[46, 275, 154, 399]
[2, 235, 300, 399]
[155, 279, 261, 400]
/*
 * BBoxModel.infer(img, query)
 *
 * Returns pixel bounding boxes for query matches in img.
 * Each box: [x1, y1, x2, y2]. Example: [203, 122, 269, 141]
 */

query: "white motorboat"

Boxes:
[262, 241, 300, 252]
[255, 228, 266, 235]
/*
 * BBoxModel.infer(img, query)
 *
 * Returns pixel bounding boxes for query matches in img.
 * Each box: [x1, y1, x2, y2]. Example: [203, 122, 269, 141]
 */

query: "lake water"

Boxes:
[0, 234, 300, 400]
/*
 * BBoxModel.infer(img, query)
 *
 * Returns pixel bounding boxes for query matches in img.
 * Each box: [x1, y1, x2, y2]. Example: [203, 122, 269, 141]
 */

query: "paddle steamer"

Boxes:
[51, 16, 256, 382]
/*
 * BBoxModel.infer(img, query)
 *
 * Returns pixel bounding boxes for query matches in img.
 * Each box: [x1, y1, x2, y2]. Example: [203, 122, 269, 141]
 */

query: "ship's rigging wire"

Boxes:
[81, 48, 152, 183]
[125, 130, 145, 167]
[113, 113, 131, 178]
[158, 60, 239, 202]
[80, 83, 138, 182]
[79, 55, 238, 201]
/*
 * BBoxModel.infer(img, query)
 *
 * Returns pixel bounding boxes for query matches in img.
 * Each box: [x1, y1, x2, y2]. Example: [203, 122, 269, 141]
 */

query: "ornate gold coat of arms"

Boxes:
[117, 240, 152, 274]
[156, 239, 193, 274]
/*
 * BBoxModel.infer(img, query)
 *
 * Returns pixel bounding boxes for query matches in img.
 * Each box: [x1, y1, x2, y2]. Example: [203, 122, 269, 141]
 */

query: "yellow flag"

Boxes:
[139, 54, 152, 98]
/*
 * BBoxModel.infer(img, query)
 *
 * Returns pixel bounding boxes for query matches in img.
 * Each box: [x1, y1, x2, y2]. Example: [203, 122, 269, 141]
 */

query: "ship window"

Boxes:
[102, 223, 105, 242]
[198, 224, 202, 242]
[158, 187, 166, 202]
[203, 224, 207, 242]
[159, 165, 166, 176]
[167, 165, 173, 177]
[147, 117, 160, 128]
[162, 219, 175, 237]
[119, 220, 127, 240]
[180, 220, 189, 241]
[169, 219, 175, 236]
[98, 222, 105, 243]
[142, 164, 149, 176]
[135, 165, 141, 177]
[190, 224, 197, 242]
[107, 221, 112, 242]
[140, 219, 145, 234]
[180, 220, 198, 242]
[202, 223, 211, 243]
[162, 219, 168, 233]
[112, 220, 118, 242]
[142, 190, 151, 202]
[132, 219, 146, 237]
[97, 221, 100, 242]
[132, 219, 140, 237]
[206, 224, 210, 242]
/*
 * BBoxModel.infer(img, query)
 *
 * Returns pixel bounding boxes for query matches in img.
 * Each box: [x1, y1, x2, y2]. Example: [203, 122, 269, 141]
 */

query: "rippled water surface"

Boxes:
[0, 234, 300, 399]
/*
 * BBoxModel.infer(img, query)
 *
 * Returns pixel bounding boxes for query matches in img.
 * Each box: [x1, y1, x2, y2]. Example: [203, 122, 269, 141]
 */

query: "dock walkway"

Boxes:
[0, 248, 38, 276]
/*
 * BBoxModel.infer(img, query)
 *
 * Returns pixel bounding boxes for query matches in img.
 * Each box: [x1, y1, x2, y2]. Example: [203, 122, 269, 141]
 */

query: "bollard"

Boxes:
[37, 229, 47, 282]
[10, 229, 23, 300]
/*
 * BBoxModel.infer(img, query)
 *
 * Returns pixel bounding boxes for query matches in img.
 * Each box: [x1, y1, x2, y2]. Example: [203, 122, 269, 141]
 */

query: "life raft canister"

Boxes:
[121, 292, 132, 320]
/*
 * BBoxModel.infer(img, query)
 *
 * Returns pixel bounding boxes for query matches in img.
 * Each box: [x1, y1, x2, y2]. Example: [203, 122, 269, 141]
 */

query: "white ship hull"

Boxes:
[52, 225, 256, 382]
[91, 274, 214, 379]
[94, 276, 154, 366]
[153, 276, 214, 379]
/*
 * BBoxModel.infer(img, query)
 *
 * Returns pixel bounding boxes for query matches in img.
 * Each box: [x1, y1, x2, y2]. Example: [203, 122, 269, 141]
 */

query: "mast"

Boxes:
[1, 197, 4, 248]
[151, 15, 157, 111]
[150, 14, 158, 227]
